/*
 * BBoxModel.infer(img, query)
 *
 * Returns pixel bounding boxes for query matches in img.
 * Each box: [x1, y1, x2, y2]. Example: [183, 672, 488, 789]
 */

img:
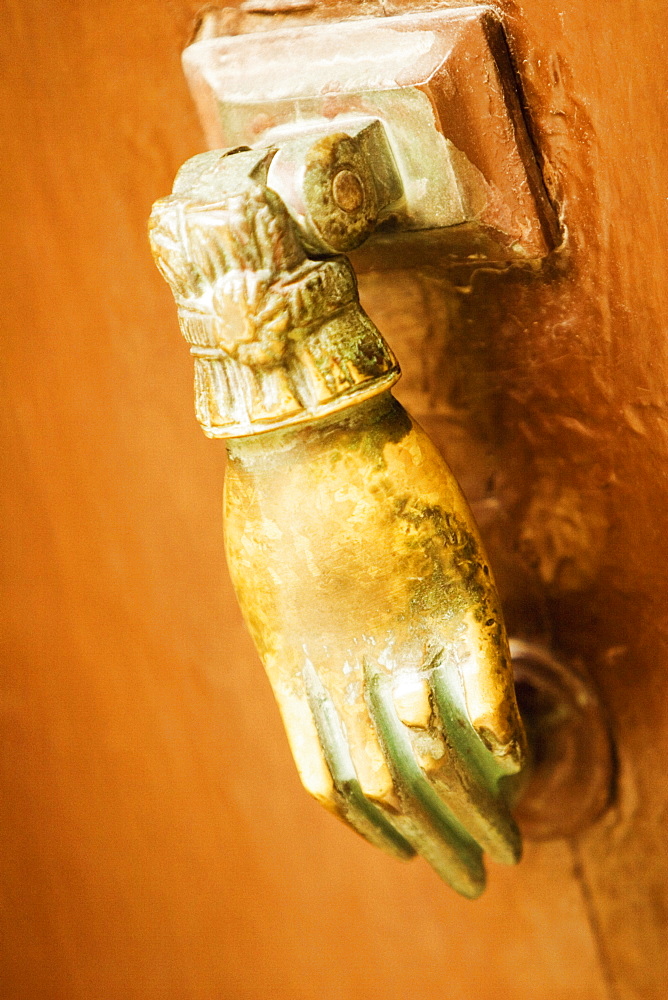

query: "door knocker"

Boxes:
[147, 6, 613, 898]
[149, 146, 526, 898]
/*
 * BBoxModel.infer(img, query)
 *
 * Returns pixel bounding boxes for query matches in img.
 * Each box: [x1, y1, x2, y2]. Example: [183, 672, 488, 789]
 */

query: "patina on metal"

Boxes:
[149, 145, 527, 898]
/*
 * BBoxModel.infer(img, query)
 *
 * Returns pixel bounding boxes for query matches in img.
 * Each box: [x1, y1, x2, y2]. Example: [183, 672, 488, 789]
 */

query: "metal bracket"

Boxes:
[183, 6, 559, 264]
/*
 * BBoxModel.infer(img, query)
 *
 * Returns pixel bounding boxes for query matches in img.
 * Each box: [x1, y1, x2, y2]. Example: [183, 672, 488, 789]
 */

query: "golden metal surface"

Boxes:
[149, 145, 527, 897]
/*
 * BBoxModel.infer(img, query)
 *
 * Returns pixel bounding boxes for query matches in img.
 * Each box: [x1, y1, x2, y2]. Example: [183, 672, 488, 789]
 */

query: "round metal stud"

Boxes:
[302, 132, 379, 252]
[509, 639, 615, 840]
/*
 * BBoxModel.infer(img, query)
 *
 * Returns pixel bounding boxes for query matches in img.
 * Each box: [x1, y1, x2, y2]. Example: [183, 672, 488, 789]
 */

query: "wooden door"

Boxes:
[1, 1, 666, 997]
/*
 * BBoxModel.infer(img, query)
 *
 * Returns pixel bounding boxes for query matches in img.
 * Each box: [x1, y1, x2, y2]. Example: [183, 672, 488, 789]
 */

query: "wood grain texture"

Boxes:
[0, 1, 665, 998]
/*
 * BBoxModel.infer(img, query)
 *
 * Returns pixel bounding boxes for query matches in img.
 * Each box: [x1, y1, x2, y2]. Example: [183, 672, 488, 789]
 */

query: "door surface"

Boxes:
[1, 1, 666, 998]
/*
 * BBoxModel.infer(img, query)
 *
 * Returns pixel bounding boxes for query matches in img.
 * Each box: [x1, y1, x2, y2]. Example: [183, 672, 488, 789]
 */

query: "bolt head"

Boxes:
[302, 133, 378, 253]
[332, 169, 365, 214]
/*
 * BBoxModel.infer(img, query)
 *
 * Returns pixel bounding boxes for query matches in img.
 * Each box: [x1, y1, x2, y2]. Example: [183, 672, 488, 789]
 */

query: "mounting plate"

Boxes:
[183, 6, 558, 263]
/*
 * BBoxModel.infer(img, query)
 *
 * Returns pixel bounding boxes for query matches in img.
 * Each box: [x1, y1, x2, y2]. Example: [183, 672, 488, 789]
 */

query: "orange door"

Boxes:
[1, 2, 666, 997]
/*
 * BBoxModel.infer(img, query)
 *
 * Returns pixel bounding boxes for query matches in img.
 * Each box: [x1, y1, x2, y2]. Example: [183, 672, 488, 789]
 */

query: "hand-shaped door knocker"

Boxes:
[149, 145, 527, 898]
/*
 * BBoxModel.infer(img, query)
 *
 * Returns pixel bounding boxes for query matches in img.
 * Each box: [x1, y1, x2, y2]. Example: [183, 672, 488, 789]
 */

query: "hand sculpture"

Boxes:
[149, 146, 526, 897]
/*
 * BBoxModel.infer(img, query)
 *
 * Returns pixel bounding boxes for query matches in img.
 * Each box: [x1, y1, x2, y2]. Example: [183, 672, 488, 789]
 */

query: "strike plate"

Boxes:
[182, 5, 558, 265]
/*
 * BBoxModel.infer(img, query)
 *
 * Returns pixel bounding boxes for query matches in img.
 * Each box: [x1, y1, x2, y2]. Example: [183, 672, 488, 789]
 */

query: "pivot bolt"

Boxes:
[332, 169, 365, 213]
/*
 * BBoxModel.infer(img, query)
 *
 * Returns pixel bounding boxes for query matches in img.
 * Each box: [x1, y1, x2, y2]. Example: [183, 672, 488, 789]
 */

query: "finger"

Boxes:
[428, 658, 522, 866]
[302, 661, 415, 861]
[364, 661, 486, 899]
[403, 433, 527, 773]
[454, 607, 527, 774]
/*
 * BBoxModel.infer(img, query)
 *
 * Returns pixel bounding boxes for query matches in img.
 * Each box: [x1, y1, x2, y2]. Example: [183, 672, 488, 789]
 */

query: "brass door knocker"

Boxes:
[149, 145, 527, 898]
